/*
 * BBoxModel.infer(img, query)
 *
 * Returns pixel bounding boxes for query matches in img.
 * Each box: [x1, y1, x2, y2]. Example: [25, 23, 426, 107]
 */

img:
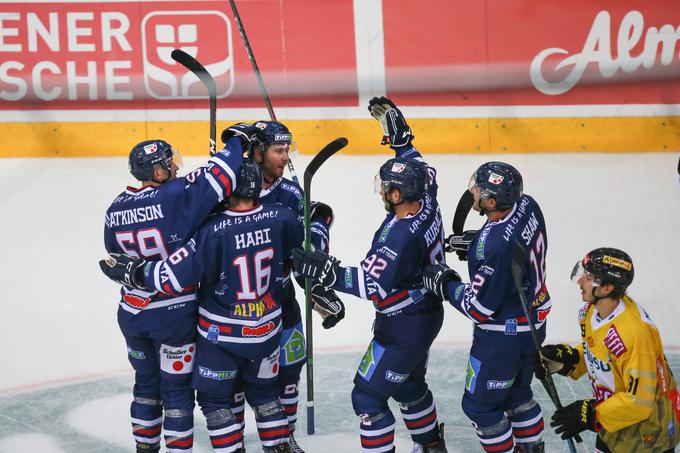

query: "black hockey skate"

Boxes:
[289, 432, 305, 453]
[263, 442, 292, 453]
[513, 441, 544, 452]
[136, 441, 160, 453]
[412, 423, 447, 453]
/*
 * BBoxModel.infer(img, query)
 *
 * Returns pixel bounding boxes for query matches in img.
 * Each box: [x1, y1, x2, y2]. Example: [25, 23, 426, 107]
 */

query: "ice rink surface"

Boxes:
[1, 151, 679, 452]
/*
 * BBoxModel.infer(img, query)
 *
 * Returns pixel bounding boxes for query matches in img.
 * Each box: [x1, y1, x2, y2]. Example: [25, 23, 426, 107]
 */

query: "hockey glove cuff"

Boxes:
[539, 344, 580, 377]
[311, 285, 345, 329]
[422, 263, 461, 301]
[551, 399, 598, 440]
[445, 230, 478, 261]
[99, 253, 147, 290]
[292, 248, 340, 289]
[309, 201, 335, 230]
[221, 122, 259, 149]
[367, 96, 414, 148]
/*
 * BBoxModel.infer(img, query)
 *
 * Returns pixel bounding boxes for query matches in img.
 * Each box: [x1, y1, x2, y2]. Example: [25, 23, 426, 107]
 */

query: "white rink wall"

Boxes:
[1, 152, 679, 392]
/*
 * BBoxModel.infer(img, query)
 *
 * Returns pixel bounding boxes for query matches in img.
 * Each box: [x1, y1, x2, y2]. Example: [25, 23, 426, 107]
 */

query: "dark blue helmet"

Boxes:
[253, 121, 293, 151]
[470, 161, 523, 210]
[233, 159, 263, 199]
[128, 140, 180, 182]
[378, 158, 429, 202]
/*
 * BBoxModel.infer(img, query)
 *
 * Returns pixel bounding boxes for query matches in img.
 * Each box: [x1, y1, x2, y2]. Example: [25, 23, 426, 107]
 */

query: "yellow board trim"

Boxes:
[2, 117, 679, 157]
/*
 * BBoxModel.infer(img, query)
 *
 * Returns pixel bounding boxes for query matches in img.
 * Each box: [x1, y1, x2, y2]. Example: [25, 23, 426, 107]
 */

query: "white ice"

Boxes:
[0, 152, 678, 452]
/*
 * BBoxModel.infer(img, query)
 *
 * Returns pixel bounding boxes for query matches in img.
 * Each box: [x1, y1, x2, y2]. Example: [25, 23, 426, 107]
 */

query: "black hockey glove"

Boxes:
[221, 122, 259, 148]
[292, 248, 340, 289]
[367, 96, 414, 148]
[99, 253, 146, 289]
[445, 230, 478, 261]
[311, 285, 345, 329]
[309, 201, 335, 229]
[537, 344, 580, 378]
[422, 263, 461, 300]
[551, 399, 598, 440]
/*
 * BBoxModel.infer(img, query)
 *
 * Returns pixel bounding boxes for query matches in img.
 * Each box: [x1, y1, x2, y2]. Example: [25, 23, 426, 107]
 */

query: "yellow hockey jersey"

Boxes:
[570, 296, 680, 452]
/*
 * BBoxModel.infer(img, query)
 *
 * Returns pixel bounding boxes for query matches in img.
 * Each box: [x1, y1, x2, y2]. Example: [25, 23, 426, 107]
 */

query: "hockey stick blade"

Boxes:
[452, 190, 474, 235]
[304, 137, 348, 184]
[510, 241, 584, 452]
[171, 49, 217, 156]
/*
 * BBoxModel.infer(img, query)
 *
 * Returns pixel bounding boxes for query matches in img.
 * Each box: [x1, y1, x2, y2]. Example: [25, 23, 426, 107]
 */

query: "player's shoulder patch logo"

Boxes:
[604, 324, 627, 358]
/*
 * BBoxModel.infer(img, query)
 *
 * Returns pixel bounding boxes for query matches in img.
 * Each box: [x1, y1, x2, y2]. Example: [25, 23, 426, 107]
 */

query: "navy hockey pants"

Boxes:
[123, 312, 196, 450]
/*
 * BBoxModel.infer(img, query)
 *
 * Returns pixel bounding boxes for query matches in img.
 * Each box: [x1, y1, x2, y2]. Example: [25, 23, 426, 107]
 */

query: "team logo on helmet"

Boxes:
[602, 255, 633, 271]
[143, 143, 158, 154]
[390, 162, 406, 173]
[255, 121, 268, 129]
[488, 172, 504, 184]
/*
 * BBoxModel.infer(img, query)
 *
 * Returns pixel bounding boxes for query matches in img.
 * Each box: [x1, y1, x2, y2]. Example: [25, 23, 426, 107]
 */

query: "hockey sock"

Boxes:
[359, 410, 396, 453]
[475, 417, 514, 453]
[254, 400, 290, 448]
[230, 391, 246, 430]
[507, 399, 543, 448]
[131, 397, 163, 448]
[163, 408, 194, 452]
[203, 407, 243, 452]
[280, 382, 300, 431]
[398, 389, 440, 445]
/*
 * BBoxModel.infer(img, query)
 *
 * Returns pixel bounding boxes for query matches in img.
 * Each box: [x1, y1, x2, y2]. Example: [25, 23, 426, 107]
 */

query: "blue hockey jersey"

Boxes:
[259, 176, 330, 327]
[445, 194, 551, 333]
[139, 204, 304, 352]
[332, 147, 445, 320]
[103, 140, 243, 333]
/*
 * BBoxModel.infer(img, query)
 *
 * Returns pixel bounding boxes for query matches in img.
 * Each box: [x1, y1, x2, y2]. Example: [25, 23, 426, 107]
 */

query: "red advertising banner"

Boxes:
[382, 0, 680, 106]
[1, 0, 679, 111]
[0, 0, 358, 110]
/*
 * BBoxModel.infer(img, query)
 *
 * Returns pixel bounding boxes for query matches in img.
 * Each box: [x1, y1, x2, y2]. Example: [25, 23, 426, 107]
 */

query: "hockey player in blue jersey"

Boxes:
[101, 160, 313, 453]
[222, 120, 343, 453]
[422, 162, 551, 453]
[293, 97, 447, 453]
[103, 137, 246, 453]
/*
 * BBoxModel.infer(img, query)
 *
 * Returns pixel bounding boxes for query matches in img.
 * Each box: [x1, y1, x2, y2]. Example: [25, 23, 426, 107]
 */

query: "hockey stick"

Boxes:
[452, 190, 474, 235]
[171, 49, 217, 156]
[227, 0, 300, 185]
[303, 137, 348, 435]
[510, 240, 585, 453]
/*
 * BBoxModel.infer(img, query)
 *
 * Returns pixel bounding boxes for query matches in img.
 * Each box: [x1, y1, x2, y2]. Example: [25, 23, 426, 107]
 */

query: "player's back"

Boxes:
[468, 194, 551, 328]
[104, 178, 218, 331]
[188, 204, 304, 351]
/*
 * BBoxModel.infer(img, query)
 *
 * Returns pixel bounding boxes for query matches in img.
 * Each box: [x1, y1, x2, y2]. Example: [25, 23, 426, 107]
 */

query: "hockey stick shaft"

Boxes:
[452, 190, 474, 235]
[227, 0, 300, 184]
[302, 137, 348, 435]
[171, 49, 217, 156]
[510, 240, 585, 453]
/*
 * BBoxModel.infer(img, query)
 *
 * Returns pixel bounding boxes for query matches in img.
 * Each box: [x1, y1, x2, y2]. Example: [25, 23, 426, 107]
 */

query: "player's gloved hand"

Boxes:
[551, 399, 598, 440]
[445, 230, 478, 261]
[309, 201, 334, 229]
[422, 263, 462, 300]
[537, 344, 580, 378]
[221, 122, 259, 147]
[99, 253, 146, 289]
[292, 248, 340, 289]
[367, 96, 414, 148]
[311, 284, 345, 329]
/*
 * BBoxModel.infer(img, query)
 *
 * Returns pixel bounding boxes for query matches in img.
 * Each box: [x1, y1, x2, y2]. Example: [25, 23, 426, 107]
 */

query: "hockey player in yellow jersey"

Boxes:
[536, 247, 680, 453]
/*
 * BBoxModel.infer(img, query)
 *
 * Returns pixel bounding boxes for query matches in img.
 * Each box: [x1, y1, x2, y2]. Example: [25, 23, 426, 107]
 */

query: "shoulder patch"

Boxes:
[604, 325, 627, 358]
